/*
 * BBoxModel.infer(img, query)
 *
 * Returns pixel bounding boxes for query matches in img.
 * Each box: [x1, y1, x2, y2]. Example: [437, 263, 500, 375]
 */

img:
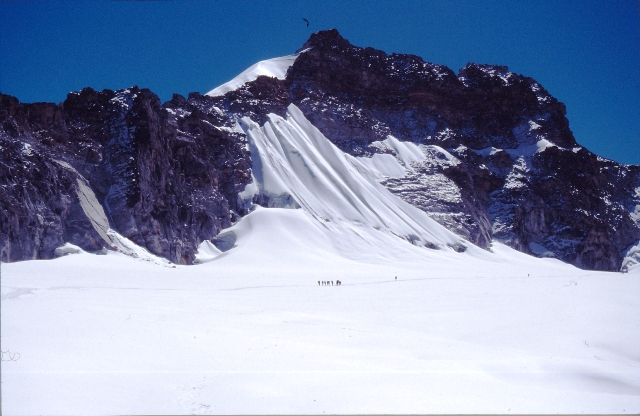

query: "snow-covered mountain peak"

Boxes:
[3, 29, 640, 416]
[206, 54, 300, 97]
[2, 29, 639, 272]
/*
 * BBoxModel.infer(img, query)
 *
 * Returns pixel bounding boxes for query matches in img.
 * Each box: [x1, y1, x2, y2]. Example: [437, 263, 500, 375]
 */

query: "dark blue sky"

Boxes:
[1, 0, 639, 165]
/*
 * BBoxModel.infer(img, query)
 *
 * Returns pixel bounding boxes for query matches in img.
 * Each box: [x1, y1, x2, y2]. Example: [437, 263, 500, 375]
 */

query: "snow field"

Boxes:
[2, 87, 639, 414]
[2, 207, 640, 414]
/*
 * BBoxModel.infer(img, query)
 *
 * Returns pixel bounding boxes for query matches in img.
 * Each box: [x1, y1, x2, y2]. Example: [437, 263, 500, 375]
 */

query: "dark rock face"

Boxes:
[1, 88, 251, 264]
[1, 94, 106, 261]
[2, 29, 639, 271]
[279, 29, 639, 271]
[206, 75, 290, 125]
[287, 30, 574, 149]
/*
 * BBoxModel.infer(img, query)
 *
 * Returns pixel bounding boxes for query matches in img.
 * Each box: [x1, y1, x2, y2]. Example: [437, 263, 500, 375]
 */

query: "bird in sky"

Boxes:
[302, 18, 309, 27]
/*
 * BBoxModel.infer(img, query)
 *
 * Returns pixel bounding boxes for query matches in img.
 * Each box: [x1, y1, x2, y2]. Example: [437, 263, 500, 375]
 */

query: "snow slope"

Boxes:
[206, 54, 299, 97]
[2, 207, 639, 414]
[237, 104, 470, 255]
[2, 103, 639, 414]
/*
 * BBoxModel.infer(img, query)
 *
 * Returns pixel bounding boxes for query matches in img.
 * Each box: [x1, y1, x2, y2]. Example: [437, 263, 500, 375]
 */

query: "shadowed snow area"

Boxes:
[205, 54, 299, 97]
[2, 108, 639, 414]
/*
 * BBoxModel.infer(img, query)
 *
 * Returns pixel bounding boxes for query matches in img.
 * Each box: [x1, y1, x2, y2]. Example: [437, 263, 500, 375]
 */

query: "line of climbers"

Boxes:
[318, 280, 341, 286]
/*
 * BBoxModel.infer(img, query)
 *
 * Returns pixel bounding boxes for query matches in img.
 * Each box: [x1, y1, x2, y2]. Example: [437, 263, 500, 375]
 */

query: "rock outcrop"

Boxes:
[2, 29, 639, 271]
[280, 29, 640, 271]
[1, 88, 252, 264]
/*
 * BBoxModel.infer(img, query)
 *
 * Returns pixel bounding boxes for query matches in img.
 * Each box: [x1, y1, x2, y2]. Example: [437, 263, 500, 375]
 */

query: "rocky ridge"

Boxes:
[1, 88, 252, 264]
[1, 29, 639, 270]
[282, 30, 640, 271]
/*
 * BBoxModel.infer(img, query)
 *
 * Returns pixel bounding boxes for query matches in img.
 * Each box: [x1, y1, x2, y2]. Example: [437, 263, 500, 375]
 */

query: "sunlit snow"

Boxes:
[237, 105, 466, 251]
[206, 54, 299, 97]
[2, 85, 639, 415]
[3, 208, 639, 414]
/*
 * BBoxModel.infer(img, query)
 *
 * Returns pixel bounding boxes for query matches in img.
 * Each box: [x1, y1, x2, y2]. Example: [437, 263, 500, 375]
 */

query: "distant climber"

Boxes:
[318, 281, 320, 286]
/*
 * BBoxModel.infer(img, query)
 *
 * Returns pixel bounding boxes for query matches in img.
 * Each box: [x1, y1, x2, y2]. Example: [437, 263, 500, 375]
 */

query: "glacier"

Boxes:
[3, 102, 639, 413]
[2, 49, 640, 415]
[3, 204, 639, 414]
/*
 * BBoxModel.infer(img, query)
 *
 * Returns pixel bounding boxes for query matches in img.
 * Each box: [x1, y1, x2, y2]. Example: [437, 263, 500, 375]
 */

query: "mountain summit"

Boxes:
[1, 29, 639, 271]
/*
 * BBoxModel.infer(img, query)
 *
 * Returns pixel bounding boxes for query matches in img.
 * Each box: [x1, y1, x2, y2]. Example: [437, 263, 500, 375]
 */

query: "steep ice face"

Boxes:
[50, 159, 171, 266]
[206, 54, 299, 97]
[54, 160, 114, 247]
[236, 104, 470, 253]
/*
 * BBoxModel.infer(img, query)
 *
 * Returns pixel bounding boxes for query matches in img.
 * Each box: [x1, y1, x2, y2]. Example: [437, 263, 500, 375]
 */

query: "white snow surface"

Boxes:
[206, 54, 299, 97]
[2, 208, 639, 414]
[622, 240, 640, 273]
[474, 138, 556, 159]
[368, 135, 428, 173]
[2, 106, 640, 414]
[237, 105, 466, 251]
